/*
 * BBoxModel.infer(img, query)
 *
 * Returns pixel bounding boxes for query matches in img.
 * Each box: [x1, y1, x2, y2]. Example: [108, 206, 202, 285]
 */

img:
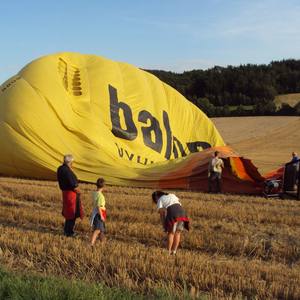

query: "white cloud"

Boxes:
[218, 0, 300, 41]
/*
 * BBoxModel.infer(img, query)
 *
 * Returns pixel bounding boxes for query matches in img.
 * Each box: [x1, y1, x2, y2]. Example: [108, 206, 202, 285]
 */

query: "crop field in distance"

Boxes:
[274, 93, 300, 109]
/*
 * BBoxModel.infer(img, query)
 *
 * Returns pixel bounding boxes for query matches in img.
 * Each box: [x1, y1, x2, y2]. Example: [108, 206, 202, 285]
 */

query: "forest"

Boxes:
[147, 59, 300, 116]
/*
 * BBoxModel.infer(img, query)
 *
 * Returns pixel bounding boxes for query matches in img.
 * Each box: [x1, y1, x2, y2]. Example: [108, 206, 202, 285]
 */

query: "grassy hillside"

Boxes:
[274, 93, 300, 108]
[0, 177, 300, 299]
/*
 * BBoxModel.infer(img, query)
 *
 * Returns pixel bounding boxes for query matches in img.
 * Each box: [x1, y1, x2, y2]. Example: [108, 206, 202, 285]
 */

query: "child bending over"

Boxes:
[152, 191, 189, 255]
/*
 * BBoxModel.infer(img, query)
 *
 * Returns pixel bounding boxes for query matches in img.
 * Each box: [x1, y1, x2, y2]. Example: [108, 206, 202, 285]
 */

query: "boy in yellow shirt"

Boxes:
[90, 178, 106, 246]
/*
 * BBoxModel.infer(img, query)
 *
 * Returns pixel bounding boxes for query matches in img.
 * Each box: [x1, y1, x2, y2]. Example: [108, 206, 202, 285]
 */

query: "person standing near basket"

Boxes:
[208, 151, 224, 193]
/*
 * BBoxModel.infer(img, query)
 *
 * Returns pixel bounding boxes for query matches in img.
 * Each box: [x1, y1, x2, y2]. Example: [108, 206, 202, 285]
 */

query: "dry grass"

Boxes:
[274, 93, 300, 108]
[212, 116, 300, 174]
[0, 177, 300, 299]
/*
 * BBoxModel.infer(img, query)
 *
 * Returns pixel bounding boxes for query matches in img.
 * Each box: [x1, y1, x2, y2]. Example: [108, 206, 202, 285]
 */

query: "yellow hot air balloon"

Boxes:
[1, 52, 261, 192]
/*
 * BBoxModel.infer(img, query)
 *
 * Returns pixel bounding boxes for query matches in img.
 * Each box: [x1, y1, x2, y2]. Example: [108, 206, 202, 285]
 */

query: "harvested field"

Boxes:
[0, 177, 300, 299]
[274, 93, 300, 108]
[213, 116, 300, 174]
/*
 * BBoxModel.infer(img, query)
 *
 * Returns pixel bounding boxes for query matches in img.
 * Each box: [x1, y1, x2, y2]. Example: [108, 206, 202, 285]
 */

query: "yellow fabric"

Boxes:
[0, 52, 225, 186]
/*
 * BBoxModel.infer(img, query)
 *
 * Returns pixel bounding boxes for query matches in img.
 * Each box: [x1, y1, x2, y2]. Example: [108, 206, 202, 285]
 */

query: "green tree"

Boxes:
[195, 98, 215, 117]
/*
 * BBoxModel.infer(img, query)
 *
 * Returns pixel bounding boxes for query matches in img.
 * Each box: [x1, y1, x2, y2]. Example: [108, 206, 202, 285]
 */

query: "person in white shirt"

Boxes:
[208, 151, 224, 193]
[152, 191, 189, 255]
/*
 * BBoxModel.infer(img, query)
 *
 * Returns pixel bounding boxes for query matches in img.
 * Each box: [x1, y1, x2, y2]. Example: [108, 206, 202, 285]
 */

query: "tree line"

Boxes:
[146, 59, 300, 117]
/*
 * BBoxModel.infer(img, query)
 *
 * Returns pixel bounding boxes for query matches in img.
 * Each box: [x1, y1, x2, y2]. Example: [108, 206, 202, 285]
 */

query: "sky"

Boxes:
[1, 0, 300, 84]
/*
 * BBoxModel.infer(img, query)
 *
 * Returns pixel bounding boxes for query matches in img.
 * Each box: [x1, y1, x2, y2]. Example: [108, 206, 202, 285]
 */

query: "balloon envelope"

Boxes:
[0, 52, 267, 193]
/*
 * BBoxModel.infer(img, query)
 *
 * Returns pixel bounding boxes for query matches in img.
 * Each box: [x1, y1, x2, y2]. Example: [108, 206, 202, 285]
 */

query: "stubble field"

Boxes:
[212, 116, 300, 174]
[0, 116, 300, 299]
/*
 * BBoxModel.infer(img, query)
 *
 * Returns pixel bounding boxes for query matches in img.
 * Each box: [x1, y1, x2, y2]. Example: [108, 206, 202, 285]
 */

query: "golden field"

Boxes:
[213, 116, 300, 174]
[274, 93, 300, 109]
[0, 116, 300, 299]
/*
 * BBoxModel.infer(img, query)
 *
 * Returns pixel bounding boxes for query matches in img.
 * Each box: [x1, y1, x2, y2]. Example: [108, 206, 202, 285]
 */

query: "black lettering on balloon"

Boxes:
[115, 143, 124, 157]
[137, 156, 148, 165]
[110, 85, 212, 159]
[115, 143, 154, 165]
[187, 141, 211, 153]
[138, 110, 163, 153]
[173, 136, 187, 158]
[109, 85, 137, 140]
[125, 150, 134, 161]
[163, 111, 172, 160]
